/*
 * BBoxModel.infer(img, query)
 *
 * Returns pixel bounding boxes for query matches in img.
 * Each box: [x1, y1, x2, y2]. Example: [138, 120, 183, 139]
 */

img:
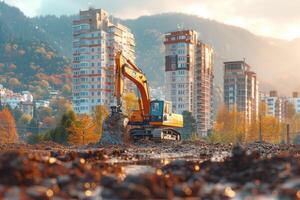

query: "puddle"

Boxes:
[210, 151, 231, 162]
[123, 165, 155, 176]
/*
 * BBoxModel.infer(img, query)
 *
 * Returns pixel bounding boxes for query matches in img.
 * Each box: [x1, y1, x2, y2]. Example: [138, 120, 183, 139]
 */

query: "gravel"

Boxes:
[0, 141, 299, 199]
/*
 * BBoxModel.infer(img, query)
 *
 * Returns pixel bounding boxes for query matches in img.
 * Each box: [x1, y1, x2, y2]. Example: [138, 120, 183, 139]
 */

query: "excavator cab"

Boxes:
[150, 100, 183, 128]
[149, 100, 165, 122]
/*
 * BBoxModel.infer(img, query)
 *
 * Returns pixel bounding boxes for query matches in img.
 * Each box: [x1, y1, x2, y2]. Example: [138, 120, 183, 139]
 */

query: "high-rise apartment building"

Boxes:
[72, 8, 135, 114]
[164, 30, 214, 137]
[194, 42, 214, 136]
[224, 61, 259, 124]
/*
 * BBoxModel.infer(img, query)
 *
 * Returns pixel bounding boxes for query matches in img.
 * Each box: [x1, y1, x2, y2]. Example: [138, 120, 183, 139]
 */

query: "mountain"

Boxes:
[0, 2, 71, 98]
[1, 2, 300, 96]
[33, 12, 300, 95]
[121, 14, 300, 95]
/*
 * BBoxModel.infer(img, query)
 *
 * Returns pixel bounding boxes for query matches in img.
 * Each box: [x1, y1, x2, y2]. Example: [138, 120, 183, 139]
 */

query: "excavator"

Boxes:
[103, 51, 183, 141]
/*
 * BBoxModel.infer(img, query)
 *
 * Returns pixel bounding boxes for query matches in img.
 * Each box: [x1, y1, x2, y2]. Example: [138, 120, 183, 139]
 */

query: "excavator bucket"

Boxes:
[100, 110, 129, 144]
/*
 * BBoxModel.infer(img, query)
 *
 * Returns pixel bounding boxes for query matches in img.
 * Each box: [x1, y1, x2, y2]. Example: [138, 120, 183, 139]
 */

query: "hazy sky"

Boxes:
[3, 0, 300, 40]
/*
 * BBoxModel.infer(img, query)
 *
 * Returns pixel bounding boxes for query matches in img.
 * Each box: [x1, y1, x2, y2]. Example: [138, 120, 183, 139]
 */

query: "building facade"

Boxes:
[261, 90, 285, 122]
[288, 92, 300, 113]
[164, 30, 214, 137]
[224, 61, 259, 124]
[0, 85, 34, 116]
[72, 8, 135, 114]
[194, 42, 214, 136]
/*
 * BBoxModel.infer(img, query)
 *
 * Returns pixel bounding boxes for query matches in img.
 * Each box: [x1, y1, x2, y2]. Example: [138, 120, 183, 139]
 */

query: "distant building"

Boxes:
[164, 30, 214, 137]
[223, 60, 259, 124]
[0, 84, 34, 116]
[20, 101, 34, 116]
[288, 91, 300, 113]
[72, 8, 135, 114]
[22, 91, 34, 102]
[1, 93, 24, 109]
[35, 100, 50, 109]
[261, 90, 285, 122]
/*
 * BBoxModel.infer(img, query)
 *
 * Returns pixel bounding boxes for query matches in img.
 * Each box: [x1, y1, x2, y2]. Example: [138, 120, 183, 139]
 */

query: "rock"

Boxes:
[57, 175, 71, 185]
[100, 175, 117, 188]
[26, 186, 48, 199]
[4, 186, 21, 200]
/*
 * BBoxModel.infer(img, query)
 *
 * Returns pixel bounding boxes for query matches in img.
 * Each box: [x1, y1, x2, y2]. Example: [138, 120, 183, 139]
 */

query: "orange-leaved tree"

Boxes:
[123, 92, 139, 116]
[68, 114, 98, 145]
[0, 109, 18, 144]
[247, 102, 283, 143]
[211, 105, 246, 144]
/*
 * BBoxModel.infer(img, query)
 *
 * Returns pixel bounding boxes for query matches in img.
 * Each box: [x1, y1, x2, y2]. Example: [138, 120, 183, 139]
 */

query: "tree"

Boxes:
[37, 107, 52, 120]
[286, 102, 296, 123]
[210, 105, 246, 144]
[42, 117, 56, 129]
[43, 110, 76, 144]
[20, 114, 32, 124]
[261, 116, 282, 143]
[181, 111, 196, 140]
[8, 64, 16, 70]
[0, 109, 18, 144]
[122, 93, 139, 116]
[28, 104, 39, 134]
[8, 78, 21, 89]
[51, 98, 73, 122]
[247, 102, 283, 143]
[62, 85, 72, 96]
[93, 105, 109, 140]
[68, 114, 98, 145]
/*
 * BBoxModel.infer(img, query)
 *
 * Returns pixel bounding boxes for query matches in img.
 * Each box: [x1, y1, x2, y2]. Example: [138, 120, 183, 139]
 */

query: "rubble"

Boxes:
[0, 141, 299, 199]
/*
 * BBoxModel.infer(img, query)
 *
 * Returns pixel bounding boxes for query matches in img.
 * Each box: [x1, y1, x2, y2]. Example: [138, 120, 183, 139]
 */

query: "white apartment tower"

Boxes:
[164, 30, 214, 137]
[72, 8, 135, 114]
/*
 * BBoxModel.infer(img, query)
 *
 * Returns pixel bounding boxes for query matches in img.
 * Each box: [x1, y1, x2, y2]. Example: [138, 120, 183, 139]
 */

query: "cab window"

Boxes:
[150, 101, 163, 116]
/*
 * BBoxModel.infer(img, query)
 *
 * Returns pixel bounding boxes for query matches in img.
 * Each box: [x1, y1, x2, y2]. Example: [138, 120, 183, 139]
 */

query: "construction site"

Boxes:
[1, 2, 300, 200]
[1, 141, 300, 199]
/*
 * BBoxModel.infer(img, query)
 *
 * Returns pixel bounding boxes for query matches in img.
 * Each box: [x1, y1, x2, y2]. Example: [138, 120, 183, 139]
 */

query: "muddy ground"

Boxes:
[1, 141, 300, 199]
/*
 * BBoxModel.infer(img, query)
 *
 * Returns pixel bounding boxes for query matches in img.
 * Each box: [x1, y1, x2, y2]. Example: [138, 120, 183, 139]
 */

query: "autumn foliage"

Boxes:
[68, 114, 98, 145]
[0, 109, 18, 144]
[123, 92, 139, 115]
[211, 103, 284, 144]
[210, 105, 246, 144]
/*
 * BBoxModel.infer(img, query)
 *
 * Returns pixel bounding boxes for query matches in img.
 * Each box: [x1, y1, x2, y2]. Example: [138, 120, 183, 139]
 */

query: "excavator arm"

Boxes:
[114, 51, 151, 119]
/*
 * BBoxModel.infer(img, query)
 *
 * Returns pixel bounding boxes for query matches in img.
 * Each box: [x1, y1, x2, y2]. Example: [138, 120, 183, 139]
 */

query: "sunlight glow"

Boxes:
[184, 4, 211, 19]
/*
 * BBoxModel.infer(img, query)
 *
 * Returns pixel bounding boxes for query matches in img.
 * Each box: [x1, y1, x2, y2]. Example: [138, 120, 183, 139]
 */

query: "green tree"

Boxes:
[27, 104, 39, 134]
[44, 110, 76, 144]
[181, 111, 196, 140]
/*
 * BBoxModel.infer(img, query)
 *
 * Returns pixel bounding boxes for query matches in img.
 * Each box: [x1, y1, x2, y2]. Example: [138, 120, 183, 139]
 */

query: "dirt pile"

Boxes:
[100, 113, 129, 145]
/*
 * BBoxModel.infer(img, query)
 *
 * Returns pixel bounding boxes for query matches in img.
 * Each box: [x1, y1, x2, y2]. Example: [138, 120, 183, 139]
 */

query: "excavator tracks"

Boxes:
[129, 127, 181, 141]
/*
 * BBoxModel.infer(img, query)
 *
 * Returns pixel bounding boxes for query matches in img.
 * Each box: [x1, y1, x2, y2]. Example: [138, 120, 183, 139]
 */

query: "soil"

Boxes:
[0, 141, 300, 199]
